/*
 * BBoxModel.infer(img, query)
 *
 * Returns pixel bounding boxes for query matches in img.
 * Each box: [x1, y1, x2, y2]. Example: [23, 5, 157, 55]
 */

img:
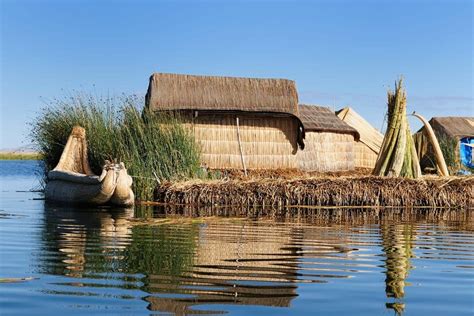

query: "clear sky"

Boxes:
[1, 0, 472, 149]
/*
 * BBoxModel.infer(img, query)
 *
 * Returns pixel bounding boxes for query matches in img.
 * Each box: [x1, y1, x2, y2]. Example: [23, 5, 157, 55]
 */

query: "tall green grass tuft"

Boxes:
[30, 93, 201, 201]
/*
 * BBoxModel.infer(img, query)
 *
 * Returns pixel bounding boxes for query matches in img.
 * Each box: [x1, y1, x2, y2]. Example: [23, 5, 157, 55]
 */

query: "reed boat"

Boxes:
[44, 126, 134, 206]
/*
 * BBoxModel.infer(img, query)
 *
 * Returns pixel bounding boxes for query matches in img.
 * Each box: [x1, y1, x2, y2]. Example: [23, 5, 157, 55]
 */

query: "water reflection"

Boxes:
[37, 206, 474, 315]
[381, 224, 415, 315]
[41, 205, 135, 277]
[144, 224, 301, 314]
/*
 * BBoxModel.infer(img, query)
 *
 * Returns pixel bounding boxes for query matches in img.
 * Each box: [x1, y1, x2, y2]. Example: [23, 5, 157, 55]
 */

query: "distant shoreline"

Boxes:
[0, 152, 41, 160]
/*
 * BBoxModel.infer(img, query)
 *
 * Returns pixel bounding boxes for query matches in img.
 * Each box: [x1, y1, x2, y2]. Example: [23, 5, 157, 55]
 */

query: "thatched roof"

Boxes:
[428, 117, 474, 138]
[145, 72, 299, 115]
[298, 105, 360, 140]
[336, 107, 384, 153]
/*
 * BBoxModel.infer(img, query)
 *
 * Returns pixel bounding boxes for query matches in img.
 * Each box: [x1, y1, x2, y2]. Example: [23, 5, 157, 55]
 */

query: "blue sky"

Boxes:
[1, 0, 472, 149]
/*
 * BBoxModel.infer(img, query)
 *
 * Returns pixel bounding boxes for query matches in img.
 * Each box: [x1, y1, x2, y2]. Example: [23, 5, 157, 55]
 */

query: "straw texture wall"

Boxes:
[185, 113, 299, 170]
[336, 107, 384, 169]
[297, 132, 354, 172]
[297, 105, 356, 172]
[354, 141, 379, 169]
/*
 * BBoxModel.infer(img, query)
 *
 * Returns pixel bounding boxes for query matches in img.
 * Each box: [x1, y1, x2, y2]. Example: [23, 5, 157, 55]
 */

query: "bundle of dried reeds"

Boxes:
[155, 176, 473, 210]
[373, 79, 421, 178]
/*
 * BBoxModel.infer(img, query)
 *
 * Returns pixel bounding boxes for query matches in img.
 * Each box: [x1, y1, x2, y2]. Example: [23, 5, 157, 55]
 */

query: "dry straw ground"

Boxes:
[156, 175, 473, 210]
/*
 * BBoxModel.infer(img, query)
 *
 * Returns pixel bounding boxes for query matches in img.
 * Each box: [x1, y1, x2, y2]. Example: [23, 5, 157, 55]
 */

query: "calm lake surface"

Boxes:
[0, 160, 473, 315]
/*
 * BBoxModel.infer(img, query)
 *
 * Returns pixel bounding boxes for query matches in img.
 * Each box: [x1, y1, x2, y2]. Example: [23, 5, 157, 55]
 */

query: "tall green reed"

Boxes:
[30, 93, 201, 201]
[438, 135, 459, 174]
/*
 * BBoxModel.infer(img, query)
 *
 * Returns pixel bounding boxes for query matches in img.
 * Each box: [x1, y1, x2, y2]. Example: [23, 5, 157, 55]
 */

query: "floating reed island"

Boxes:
[32, 73, 473, 208]
[155, 175, 473, 210]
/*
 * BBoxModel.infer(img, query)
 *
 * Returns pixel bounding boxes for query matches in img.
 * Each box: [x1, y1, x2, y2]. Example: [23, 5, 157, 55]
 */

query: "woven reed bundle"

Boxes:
[52, 126, 94, 176]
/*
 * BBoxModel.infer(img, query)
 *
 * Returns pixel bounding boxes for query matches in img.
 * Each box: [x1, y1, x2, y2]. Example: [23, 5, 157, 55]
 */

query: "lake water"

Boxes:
[0, 160, 473, 315]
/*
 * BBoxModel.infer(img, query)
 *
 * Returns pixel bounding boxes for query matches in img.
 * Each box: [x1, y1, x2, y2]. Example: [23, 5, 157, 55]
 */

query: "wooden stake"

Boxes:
[236, 116, 247, 176]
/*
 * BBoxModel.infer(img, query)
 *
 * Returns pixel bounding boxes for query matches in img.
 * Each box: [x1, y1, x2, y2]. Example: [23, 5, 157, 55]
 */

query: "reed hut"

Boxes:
[297, 105, 359, 172]
[414, 116, 474, 173]
[145, 72, 305, 170]
[336, 107, 384, 169]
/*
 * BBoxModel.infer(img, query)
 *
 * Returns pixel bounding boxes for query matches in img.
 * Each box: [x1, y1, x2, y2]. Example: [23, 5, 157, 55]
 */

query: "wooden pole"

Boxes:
[236, 116, 247, 176]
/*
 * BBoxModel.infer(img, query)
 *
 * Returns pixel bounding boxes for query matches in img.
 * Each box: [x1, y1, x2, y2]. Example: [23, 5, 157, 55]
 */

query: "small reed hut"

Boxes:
[336, 107, 384, 169]
[145, 72, 305, 170]
[414, 116, 474, 173]
[297, 105, 359, 172]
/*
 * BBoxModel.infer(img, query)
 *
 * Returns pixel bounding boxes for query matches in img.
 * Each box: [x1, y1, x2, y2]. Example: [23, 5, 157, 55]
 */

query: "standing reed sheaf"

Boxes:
[373, 79, 421, 178]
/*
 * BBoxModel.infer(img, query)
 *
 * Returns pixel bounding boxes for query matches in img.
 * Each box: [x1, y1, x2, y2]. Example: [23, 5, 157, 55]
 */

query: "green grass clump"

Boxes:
[438, 135, 458, 174]
[30, 93, 201, 201]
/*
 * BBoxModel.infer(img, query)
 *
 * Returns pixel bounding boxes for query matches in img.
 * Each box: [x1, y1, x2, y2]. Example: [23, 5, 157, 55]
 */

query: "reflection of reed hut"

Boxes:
[414, 117, 474, 172]
[146, 223, 299, 314]
[145, 73, 305, 170]
[194, 224, 299, 306]
[336, 107, 384, 169]
[297, 105, 359, 172]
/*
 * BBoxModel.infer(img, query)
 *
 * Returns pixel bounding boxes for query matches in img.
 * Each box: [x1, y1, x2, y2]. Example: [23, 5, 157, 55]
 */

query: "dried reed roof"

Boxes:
[336, 107, 384, 153]
[298, 104, 360, 140]
[427, 117, 474, 138]
[146, 72, 299, 115]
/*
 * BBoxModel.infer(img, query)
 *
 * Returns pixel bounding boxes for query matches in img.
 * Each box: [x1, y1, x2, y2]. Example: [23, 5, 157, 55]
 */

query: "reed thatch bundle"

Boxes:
[146, 72, 299, 115]
[373, 79, 421, 178]
[298, 105, 360, 138]
[155, 176, 473, 210]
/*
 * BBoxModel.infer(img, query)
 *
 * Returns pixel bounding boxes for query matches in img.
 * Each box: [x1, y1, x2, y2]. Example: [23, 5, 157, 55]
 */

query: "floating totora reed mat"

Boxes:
[155, 176, 473, 209]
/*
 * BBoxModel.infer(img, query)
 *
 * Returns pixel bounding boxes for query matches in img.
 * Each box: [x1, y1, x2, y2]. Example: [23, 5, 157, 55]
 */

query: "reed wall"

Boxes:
[297, 132, 354, 172]
[354, 142, 379, 169]
[184, 113, 299, 170]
